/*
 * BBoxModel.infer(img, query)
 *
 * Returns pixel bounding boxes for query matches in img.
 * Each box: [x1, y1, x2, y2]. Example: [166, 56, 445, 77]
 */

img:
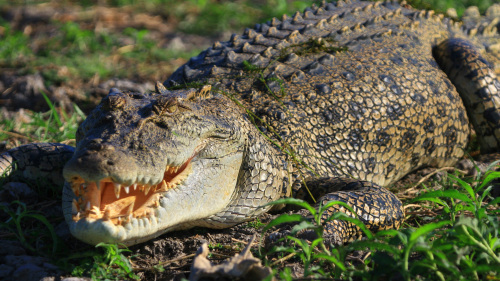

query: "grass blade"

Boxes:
[262, 214, 306, 233]
[409, 220, 451, 243]
[262, 198, 316, 216]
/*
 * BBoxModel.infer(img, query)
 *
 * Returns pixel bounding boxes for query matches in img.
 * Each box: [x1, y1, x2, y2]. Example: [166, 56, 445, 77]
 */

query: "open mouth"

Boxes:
[69, 158, 194, 225]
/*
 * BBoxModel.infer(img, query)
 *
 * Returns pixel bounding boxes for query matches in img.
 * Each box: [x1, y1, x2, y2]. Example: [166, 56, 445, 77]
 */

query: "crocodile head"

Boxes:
[62, 83, 247, 245]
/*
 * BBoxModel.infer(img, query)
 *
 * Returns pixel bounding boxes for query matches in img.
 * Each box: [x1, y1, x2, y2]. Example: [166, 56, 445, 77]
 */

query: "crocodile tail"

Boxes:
[0, 143, 75, 187]
[0, 152, 14, 178]
[433, 38, 500, 153]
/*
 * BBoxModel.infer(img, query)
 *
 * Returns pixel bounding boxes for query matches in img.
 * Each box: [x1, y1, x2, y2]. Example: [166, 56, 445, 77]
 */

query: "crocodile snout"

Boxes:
[63, 143, 138, 184]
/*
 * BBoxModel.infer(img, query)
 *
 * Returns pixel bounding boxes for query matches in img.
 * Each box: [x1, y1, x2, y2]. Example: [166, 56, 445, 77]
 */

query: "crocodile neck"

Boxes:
[192, 114, 292, 229]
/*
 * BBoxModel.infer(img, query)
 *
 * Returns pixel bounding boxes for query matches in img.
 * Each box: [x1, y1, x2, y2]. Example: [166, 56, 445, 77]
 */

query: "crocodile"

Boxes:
[1, 0, 500, 246]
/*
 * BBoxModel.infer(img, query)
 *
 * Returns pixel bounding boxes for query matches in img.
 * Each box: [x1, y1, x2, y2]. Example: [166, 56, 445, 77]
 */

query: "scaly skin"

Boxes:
[1, 0, 500, 246]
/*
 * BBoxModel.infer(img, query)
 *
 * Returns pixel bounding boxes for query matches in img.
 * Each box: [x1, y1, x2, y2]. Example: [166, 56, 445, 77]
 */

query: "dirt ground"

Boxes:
[0, 2, 496, 281]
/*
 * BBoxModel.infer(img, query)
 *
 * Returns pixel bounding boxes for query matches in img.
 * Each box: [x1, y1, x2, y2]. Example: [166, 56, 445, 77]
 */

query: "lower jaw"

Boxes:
[66, 209, 164, 245]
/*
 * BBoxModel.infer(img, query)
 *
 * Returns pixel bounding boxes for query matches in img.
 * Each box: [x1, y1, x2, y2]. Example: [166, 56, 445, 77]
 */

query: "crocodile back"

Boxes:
[164, 0, 473, 187]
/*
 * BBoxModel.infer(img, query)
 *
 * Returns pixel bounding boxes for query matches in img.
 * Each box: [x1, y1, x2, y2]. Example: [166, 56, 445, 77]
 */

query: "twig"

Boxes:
[270, 252, 296, 266]
[158, 253, 196, 266]
[0, 130, 30, 140]
[136, 253, 196, 271]
[403, 167, 467, 194]
[231, 237, 259, 247]
[403, 204, 423, 210]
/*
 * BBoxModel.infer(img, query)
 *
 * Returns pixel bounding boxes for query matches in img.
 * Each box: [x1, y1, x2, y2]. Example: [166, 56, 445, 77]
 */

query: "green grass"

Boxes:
[261, 168, 500, 280]
[71, 243, 139, 280]
[0, 93, 85, 145]
[0, 0, 319, 89]
[0, 21, 196, 86]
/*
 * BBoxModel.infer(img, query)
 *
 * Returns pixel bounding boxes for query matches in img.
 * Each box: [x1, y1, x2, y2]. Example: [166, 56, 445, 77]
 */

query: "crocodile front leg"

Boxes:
[294, 178, 404, 245]
[269, 178, 404, 246]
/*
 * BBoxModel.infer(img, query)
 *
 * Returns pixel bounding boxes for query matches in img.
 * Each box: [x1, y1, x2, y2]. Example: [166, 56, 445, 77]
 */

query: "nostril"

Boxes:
[90, 138, 103, 144]
[107, 160, 114, 166]
[102, 145, 115, 151]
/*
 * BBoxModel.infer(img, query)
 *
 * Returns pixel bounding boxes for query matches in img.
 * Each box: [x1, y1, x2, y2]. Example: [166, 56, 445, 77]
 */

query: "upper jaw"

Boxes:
[67, 160, 193, 227]
[63, 142, 203, 230]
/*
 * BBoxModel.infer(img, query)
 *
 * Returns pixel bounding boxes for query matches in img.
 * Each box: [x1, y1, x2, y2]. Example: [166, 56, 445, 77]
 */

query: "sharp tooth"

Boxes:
[72, 199, 79, 214]
[144, 185, 151, 195]
[85, 201, 91, 211]
[123, 186, 130, 194]
[173, 167, 179, 173]
[114, 183, 121, 199]
[128, 214, 133, 222]
[133, 183, 137, 190]
[91, 206, 101, 217]
[160, 180, 167, 191]
[126, 202, 135, 215]
[75, 212, 81, 221]
[103, 208, 111, 220]
[117, 217, 122, 225]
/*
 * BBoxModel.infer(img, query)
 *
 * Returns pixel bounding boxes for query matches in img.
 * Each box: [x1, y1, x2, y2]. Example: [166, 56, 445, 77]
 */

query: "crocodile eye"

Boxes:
[103, 93, 126, 110]
[166, 104, 178, 113]
[153, 96, 177, 116]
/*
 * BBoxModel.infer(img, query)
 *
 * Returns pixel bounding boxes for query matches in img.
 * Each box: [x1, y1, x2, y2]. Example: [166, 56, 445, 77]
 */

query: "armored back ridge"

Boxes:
[1, 0, 499, 246]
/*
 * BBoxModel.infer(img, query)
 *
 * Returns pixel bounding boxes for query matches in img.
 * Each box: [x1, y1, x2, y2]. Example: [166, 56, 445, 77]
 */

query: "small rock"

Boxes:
[97, 79, 154, 96]
[0, 182, 37, 202]
[167, 37, 186, 51]
[0, 240, 26, 256]
[12, 263, 48, 281]
[4, 255, 46, 267]
[42, 262, 60, 271]
[0, 264, 14, 278]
